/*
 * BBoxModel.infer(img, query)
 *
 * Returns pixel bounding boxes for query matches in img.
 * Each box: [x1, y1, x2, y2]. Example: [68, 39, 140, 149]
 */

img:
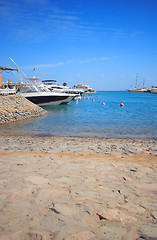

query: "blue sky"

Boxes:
[0, 0, 157, 90]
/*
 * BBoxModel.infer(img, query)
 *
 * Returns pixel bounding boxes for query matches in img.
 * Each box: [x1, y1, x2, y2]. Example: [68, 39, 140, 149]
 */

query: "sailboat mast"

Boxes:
[135, 73, 138, 88]
[143, 78, 145, 88]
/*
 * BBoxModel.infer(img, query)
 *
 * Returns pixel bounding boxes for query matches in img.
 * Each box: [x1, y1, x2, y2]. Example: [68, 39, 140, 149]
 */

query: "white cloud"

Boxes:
[0, 0, 143, 41]
[0, 0, 82, 40]
[23, 62, 64, 70]
[80, 57, 98, 63]
[100, 57, 110, 61]
[36, 62, 64, 68]
[79, 56, 117, 64]
[50, 15, 79, 20]
[23, 56, 116, 70]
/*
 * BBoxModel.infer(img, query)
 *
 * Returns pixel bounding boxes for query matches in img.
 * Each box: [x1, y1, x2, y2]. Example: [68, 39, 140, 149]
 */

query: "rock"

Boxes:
[0, 236, 10, 240]
[99, 225, 127, 239]
[20, 232, 43, 240]
[50, 203, 92, 222]
[25, 176, 49, 185]
[97, 208, 137, 223]
[0, 95, 46, 125]
[138, 224, 157, 239]
[63, 231, 95, 240]
[0, 194, 7, 200]
[135, 183, 157, 191]
[11, 231, 49, 240]
[120, 203, 146, 215]
[40, 216, 67, 231]
[130, 168, 137, 172]
[150, 211, 157, 220]
[38, 188, 70, 200]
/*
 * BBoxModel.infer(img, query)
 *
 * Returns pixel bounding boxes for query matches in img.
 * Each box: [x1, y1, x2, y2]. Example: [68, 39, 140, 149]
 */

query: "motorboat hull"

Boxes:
[19, 92, 74, 106]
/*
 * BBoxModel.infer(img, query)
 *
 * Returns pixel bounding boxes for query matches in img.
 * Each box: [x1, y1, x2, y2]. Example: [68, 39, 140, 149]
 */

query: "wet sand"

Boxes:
[0, 136, 157, 240]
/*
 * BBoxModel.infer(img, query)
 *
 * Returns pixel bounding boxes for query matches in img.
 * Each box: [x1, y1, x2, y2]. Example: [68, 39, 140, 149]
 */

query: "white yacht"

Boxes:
[128, 87, 150, 92]
[150, 87, 157, 94]
[8, 58, 81, 104]
[17, 78, 75, 106]
[42, 80, 84, 95]
[0, 85, 17, 95]
[73, 83, 96, 93]
[128, 74, 150, 93]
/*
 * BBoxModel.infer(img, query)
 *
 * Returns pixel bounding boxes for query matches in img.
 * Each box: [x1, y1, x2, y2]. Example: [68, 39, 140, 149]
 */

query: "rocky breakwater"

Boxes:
[0, 95, 47, 124]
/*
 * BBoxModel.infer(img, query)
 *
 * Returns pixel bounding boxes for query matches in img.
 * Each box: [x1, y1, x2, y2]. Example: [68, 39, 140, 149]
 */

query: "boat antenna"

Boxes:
[9, 57, 28, 80]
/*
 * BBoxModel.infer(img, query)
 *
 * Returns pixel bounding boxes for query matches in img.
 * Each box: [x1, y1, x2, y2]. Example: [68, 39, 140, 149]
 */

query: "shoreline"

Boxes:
[0, 129, 157, 139]
[0, 135, 156, 155]
[0, 135, 157, 239]
[1, 131, 156, 139]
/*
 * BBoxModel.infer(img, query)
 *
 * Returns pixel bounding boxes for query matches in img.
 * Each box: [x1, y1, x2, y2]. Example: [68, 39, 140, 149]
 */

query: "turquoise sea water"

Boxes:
[1, 91, 157, 138]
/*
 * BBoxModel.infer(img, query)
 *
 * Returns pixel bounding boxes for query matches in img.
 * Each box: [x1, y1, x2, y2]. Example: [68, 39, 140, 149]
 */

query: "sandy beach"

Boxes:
[0, 135, 157, 240]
